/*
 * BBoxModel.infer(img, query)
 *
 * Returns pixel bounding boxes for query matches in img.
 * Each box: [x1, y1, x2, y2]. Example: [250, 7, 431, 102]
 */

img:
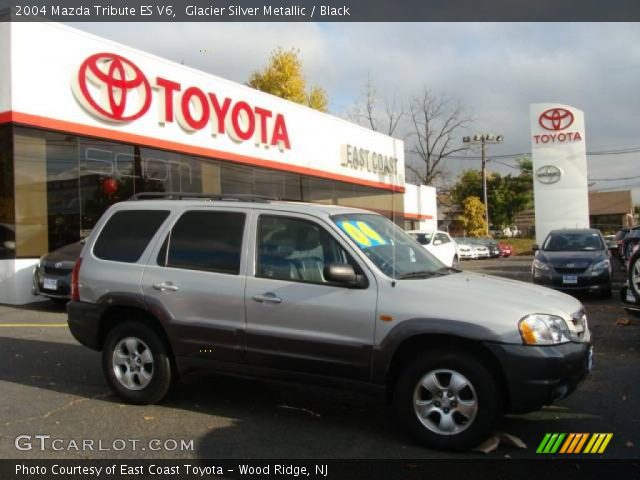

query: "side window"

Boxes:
[94, 210, 169, 263]
[435, 233, 450, 244]
[257, 215, 354, 284]
[163, 211, 245, 275]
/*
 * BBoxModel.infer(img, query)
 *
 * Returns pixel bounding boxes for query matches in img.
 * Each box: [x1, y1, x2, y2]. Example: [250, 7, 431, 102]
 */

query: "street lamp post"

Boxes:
[462, 134, 504, 235]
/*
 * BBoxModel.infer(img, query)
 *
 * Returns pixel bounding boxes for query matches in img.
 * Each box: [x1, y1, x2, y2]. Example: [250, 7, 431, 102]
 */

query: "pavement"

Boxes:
[0, 256, 638, 460]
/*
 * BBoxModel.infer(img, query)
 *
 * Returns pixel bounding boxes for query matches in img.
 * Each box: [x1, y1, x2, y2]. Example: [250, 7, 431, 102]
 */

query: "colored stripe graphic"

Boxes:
[584, 433, 613, 454]
[538, 433, 613, 454]
[537, 433, 566, 453]
[536, 433, 552, 453]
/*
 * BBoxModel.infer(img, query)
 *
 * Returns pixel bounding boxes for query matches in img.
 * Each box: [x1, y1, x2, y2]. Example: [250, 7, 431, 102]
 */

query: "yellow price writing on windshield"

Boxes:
[339, 221, 387, 248]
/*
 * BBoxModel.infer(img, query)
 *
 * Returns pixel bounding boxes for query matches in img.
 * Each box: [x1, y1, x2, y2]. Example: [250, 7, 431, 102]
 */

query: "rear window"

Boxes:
[94, 210, 169, 263]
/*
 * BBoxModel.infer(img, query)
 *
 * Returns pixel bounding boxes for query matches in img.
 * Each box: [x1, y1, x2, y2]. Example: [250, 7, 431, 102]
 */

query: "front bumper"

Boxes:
[533, 268, 611, 293]
[33, 265, 72, 299]
[485, 341, 592, 414]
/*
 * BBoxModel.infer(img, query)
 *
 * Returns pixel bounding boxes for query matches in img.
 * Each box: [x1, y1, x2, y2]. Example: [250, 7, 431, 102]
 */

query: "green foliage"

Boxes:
[459, 196, 487, 237]
[450, 158, 533, 229]
[248, 48, 328, 112]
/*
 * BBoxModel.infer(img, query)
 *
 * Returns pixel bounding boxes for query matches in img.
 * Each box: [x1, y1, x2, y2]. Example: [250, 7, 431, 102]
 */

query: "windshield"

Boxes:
[542, 232, 604, 252]
[409, 232, 432, 245]
[332, 214, 447, 279]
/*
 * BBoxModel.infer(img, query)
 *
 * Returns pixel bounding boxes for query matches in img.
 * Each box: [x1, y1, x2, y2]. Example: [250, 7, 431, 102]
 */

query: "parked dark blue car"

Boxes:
[532, 228, 612, 297]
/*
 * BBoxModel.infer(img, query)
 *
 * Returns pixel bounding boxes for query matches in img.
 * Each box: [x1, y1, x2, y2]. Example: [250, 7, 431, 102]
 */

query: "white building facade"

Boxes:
[0, 22, 409, 304]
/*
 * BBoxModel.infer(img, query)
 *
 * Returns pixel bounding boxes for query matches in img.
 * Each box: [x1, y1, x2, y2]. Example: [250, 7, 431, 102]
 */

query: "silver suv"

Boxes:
[68, 194, 592, 451]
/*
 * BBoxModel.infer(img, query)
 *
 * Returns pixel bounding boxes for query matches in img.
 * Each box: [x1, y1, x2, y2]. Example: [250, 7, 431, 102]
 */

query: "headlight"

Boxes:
[533, 258, 550, 271]
[591, 259, 611, 274]
[519, 314, 571, 345]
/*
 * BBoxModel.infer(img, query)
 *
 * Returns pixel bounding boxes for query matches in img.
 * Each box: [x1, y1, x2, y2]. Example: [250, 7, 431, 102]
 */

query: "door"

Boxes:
[142, 208, 248, 363]
[244, 213, 378, 381]
[433, 232, 456, 266]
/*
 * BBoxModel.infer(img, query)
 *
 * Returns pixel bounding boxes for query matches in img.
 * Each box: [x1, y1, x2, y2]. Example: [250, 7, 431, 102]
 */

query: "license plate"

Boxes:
[43, 278, 58, 290]
[587, 346, 594, 373]
[626, 289, 637, 303]
[563, 275, 578, 285]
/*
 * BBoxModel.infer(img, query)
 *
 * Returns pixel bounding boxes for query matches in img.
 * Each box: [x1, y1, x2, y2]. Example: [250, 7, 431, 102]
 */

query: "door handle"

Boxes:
[252, 292, 282, 304]
[152, 282, 179, 292]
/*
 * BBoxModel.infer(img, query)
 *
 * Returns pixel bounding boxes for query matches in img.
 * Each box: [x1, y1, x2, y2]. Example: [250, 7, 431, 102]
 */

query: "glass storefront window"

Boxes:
[0, 125, 15, 260]
[8, 126, 402, 257]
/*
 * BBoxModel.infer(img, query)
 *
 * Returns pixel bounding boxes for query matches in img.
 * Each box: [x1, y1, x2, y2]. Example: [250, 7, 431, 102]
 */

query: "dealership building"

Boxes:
[0, 21, 435, 304]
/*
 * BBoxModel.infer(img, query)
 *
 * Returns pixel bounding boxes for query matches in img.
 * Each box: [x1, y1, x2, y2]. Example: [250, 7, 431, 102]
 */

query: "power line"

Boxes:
[445, 145, 640, 161]
[588, 174, 640, 182]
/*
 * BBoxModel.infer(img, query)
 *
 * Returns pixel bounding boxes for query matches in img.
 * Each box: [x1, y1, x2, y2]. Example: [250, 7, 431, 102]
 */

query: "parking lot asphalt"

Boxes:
[0, 255, 638, 460]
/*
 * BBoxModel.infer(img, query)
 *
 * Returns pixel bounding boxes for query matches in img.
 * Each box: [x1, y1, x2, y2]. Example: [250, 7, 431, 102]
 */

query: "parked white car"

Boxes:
[466, 238, 491, 259]
[407, 230, 459, 268]
[453, 237, 478, 260]
[454, 237, 491, 260]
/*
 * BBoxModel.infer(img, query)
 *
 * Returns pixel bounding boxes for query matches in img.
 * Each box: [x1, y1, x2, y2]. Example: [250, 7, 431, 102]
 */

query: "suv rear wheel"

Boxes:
[393, 350, 501, 451]
[102, 322, 173, 404]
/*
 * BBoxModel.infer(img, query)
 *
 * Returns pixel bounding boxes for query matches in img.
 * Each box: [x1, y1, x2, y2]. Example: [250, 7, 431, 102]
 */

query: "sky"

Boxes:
[74, 22, 640, 203]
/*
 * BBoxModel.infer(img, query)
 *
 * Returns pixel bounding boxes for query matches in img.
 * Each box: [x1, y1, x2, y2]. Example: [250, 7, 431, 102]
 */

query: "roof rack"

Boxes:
[128, 192, 275, 202]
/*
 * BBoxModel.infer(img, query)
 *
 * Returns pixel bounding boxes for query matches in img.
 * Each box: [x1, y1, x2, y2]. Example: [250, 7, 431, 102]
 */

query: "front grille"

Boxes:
[555, 267, 588, 274]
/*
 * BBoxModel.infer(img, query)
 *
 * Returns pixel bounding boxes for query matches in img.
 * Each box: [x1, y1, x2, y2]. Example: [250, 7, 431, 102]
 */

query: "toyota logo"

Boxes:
[73, 53, 151, 123]
[535, 165, 562, 184]
[538, 108, 574, 131]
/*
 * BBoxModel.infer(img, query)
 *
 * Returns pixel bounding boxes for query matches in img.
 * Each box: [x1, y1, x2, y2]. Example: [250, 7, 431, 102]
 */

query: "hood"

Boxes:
[537, 250, 606, 268]
[384, 271, 584, 344]
[42, 241, 83, 264]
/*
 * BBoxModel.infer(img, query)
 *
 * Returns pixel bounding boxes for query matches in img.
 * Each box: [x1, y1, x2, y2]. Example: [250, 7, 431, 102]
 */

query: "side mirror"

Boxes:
[3, 240, 15, 250]
[433, 239, 442, 246]
[323, 263, 367, 288]
[532, 244, 539, 251]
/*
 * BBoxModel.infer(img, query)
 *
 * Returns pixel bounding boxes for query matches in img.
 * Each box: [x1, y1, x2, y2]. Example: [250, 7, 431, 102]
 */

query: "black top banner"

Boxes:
[1, 0, 640, 22]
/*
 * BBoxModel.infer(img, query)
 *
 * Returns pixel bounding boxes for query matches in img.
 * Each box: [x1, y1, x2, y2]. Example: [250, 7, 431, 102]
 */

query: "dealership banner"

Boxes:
[530, 103, 589, 245]
[1, 0, 640, 21]
[0, 22, 404, 191]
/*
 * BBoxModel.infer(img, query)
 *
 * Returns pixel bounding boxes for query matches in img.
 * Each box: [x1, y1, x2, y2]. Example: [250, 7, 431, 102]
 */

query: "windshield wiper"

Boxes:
[437, 266, 462, 274]
[397, 270, 442, 279]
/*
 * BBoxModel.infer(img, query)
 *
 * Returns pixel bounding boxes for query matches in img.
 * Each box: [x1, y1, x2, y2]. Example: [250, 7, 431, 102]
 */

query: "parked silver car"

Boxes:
[68, 194, 592, 451]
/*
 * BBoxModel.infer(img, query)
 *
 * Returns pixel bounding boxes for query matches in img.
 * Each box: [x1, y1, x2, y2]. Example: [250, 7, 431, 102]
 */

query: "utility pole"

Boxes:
[481, 138, 488, 234]
[463, 134, 504, 236]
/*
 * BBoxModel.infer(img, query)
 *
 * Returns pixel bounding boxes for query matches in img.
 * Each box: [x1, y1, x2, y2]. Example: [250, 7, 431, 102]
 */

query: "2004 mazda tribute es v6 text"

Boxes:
[67, 194, 592, 451]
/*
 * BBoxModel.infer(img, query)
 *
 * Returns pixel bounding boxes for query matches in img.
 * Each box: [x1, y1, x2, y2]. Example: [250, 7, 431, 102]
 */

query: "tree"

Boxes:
[406, 89, 473, 186]
[248, 48, 328, 112]
[349, 76, 405, 136]
[459, 196, 487, 237]
[450, 157, 533, 229]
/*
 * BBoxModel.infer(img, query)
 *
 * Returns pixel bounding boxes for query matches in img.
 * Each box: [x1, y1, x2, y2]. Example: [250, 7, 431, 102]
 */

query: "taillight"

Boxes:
[71, 257, 83, 302]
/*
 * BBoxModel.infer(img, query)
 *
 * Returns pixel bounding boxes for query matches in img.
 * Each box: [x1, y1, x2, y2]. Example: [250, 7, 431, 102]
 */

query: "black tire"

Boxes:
[629, 250, 640, 300]
[393, 350, 501, 451]
[102, 321, 173, 405]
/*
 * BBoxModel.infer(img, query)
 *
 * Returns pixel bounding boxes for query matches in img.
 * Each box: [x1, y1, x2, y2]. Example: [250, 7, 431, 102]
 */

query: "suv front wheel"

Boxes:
[102, 322, 173, 404]
[394, 350, 501, 451]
